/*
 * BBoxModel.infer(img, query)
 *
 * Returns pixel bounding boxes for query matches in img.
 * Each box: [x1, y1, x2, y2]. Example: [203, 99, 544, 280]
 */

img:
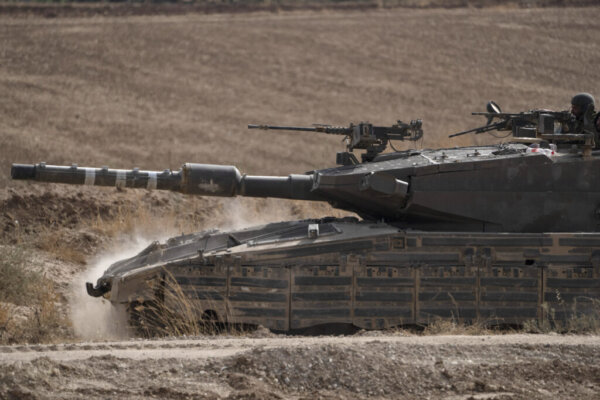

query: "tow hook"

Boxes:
[86, 281, 110, 297]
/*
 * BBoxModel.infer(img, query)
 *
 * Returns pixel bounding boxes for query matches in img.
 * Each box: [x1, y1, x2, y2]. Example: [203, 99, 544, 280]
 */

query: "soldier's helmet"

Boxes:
[571, 93, 595, 117]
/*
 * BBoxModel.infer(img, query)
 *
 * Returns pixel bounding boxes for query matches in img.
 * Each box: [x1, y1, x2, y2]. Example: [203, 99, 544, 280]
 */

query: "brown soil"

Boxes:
[1, 5, 599, 398]
[1, 335, 599, 399]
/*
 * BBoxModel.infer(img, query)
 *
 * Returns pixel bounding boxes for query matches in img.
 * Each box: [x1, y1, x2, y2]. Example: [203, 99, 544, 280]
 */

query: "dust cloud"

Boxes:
[68, 236, 147, 340]
[68, 198, 301, 340]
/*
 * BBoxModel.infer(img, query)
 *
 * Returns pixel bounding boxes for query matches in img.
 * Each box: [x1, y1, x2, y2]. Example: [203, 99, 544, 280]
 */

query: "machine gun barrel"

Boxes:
[448, 121, 507, 138]
[248, 124, 350, 135]
[11, 162, 320, 201]
[472, 112, 521, 118]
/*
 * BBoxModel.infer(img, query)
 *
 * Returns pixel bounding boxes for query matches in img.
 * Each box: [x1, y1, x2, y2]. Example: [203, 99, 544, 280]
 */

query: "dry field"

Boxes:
[1, 4, 600, 399]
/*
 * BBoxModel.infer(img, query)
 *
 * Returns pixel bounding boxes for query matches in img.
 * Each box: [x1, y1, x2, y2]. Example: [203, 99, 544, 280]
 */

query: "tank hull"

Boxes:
[94, 219, 600, 331]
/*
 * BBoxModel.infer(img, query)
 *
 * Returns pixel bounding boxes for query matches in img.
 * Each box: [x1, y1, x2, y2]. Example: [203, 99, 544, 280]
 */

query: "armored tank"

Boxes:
[11, 106, 600, 332]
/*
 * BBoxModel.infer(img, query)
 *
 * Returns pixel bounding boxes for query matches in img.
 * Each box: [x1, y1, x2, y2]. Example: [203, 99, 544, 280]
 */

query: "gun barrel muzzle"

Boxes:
[11, 163, 182, 191]
[11, 164, 37, 180]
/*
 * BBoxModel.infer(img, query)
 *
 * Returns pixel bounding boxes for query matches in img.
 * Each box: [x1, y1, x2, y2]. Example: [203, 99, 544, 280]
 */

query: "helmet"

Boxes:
[571, 93, 595, 109]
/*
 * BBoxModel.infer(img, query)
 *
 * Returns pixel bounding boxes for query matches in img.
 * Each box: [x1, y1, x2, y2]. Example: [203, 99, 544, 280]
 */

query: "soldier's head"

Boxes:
[571, 93, 595, 119]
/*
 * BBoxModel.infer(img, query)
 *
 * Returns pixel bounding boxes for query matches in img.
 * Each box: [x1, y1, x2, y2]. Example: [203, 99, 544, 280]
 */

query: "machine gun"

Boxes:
[449, 101, 577, 139]
[449, 101, 597, 155]
[248, 119, 423, 164]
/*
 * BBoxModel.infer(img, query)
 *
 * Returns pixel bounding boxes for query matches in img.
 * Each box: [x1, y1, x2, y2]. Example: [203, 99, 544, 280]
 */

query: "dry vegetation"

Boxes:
[129, 269, 221, 337]
[0, 247, 68, 344]
[523, 297, 600, 334]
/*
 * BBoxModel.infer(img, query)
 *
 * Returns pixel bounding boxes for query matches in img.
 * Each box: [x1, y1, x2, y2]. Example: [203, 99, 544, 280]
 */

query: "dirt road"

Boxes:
[1, 334, 599, 399]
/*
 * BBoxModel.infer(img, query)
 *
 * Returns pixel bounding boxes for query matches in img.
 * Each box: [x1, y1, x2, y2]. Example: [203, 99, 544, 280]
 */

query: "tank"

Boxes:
[10, 107, 600, 332]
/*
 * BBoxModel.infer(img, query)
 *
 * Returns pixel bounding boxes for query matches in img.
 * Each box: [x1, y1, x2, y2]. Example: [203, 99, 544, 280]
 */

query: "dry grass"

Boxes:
[523, 297, 600, 334]
[20, 279, 66, 343]
[0, 247, 69, 344]
[0, 247, 42, 306]
[37, 231, 88, 264]
[130, 271, 209, 337]
[129, 269, 251, 337]
[422, 318, 494, 335]
[423, 295, 600, 335]
[89, 202, 205, 240]
[29, 195, 212, 263]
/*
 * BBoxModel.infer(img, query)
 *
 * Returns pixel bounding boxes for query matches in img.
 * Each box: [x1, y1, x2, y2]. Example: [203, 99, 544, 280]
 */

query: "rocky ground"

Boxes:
[2, 334, 600, 399]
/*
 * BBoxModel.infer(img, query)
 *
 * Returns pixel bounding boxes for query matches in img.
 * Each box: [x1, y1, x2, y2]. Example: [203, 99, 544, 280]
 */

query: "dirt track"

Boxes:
[2, 334, 599, 399]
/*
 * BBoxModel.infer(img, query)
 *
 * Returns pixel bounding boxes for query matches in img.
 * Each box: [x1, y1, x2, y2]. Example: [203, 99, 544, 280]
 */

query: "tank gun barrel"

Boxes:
[11, 162, 320, 201]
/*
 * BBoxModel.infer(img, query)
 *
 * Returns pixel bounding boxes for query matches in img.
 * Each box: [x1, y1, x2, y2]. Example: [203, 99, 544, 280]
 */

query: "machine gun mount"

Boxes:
[249, 119, 423, 164]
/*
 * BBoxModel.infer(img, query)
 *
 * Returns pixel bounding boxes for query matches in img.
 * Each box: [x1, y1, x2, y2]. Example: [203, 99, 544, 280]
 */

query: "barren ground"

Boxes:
[1, 4, 600, 399]
[2, 334, 600, 399]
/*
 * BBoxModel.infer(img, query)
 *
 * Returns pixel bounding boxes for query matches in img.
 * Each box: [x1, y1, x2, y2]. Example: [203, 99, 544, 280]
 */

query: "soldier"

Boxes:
[561, 92, 595, 134]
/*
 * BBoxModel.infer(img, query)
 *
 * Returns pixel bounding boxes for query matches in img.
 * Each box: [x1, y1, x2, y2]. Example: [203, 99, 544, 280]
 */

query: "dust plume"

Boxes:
[66, 199, 288, 340]
[68, 196, 339, 340]
[69, 236, 148, 341]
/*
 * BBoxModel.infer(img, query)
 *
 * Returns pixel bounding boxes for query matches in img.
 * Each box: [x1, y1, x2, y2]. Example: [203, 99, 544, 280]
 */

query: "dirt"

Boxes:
[0, 334, 599, 399]
[1, 4, 600, 399]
